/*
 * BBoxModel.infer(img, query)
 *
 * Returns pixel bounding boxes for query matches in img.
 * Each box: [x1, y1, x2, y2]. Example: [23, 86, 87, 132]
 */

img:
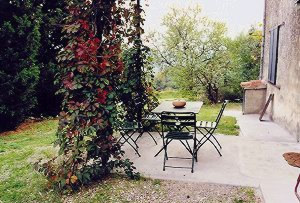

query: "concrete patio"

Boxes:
[123, 110, 300, 203]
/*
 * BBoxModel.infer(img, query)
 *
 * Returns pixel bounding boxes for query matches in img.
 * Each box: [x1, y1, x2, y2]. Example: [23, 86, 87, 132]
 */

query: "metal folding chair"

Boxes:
[196, 100, 228, 156]
[117, 122, 143, 157]
[161, 111, 197, 173]
[142, 113, 162, 142]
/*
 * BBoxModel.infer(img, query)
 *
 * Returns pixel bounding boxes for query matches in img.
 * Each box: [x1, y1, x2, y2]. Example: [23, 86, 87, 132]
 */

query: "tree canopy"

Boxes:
[151, 5, 262, 103]
[150, 6, 230, 103]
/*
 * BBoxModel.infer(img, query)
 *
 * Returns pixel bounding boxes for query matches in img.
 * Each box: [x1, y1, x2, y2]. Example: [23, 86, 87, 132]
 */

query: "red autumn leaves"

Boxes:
[96, 86, 112, 104]
[96, 88, 108, 104]
[62, 18, 124, 106]
[75, 37, 100, 64]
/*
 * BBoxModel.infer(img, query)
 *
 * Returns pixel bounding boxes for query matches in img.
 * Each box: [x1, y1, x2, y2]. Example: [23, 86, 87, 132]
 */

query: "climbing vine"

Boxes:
[118, 0, 158, 122]
[120, 45, 158, 122]
[36, 0, 154, 190]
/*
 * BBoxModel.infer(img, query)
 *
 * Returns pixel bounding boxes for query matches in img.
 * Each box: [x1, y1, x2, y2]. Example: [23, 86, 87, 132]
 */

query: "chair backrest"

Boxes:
[161, 111, 196, 133]
[215, 100, 228, 125]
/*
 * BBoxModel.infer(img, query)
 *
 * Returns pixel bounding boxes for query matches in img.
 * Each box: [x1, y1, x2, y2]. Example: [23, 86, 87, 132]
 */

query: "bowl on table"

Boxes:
[172, 100, 186, 108]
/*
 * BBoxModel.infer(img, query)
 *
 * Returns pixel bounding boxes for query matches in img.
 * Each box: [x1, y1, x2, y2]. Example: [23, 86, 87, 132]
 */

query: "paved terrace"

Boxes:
[123, 110, 300, 203]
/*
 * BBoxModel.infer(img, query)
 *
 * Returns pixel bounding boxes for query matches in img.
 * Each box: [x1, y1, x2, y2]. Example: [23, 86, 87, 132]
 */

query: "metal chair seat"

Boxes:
[196, 121, 217, 129]
[165, 132, 194, 140]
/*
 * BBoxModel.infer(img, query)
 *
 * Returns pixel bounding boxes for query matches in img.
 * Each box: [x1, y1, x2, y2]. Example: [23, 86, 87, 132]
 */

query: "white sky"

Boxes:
[143, 0, 264, 37]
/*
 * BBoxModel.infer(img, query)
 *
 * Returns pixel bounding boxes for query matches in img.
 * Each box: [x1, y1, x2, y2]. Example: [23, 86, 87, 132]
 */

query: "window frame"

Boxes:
[268, 26, 280, 85]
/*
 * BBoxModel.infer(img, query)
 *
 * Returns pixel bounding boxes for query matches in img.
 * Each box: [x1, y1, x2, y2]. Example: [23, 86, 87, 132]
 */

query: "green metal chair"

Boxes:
[161, 111, 197, 173]
[196, 100, 228, 157]
[142, 113, 161, 142]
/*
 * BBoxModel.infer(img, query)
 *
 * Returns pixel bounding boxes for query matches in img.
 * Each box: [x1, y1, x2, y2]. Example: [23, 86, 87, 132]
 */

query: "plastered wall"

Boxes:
[261, 0, 300, 138]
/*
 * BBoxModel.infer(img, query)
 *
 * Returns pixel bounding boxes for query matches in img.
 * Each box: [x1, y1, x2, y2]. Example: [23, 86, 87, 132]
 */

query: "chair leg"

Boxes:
[146, 131, 158, 145]
[197, 128, 222, 156]
[211, 134, 222, 149]
[204, 128, 222, 149]
[198, 135, 222, 157]
[118, 131, 141, 157]
[295, 174, 300, 201]
[163, 138, 168, 171]
[165, 139, 169, 160]
[191, 150, 195, 173]
[154, 139, 171, 157]
[194, 138, 198, 162]
[207, 136, 222, 156]
[154, 125, 163, 138]
[191, 138, 197, 173]
[123, 137, 141, 157]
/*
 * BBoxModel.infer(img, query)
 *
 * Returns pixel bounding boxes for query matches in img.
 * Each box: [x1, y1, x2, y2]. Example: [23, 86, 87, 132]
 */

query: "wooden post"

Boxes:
[259, 93, 274, 121]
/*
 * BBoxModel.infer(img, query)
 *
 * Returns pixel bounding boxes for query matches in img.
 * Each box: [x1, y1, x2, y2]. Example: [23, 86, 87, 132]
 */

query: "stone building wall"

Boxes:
[261, 0, 300, 138]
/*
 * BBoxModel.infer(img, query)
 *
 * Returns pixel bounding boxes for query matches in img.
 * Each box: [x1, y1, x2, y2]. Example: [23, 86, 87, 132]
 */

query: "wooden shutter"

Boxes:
[268, 27, 279, 84]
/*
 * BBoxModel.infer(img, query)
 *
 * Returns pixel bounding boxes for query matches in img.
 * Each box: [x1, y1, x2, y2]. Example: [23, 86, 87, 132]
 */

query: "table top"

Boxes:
[151, 101, 203, 114]
[283, 152, 300, 168]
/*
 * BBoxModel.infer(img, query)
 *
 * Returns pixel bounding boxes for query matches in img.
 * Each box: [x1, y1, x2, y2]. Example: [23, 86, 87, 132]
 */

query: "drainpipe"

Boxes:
[260, 0, 267, 80]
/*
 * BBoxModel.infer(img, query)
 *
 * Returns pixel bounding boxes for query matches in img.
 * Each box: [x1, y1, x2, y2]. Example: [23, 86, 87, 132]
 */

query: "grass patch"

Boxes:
[0, 120, 60, 203]
[198, 103, 240, 135]
[233, 188, 258, 203]
[156, 89, 186, 101]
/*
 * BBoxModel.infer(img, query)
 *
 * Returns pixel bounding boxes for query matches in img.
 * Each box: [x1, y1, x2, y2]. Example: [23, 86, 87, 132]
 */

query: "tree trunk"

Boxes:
[206, 84, 219, 104]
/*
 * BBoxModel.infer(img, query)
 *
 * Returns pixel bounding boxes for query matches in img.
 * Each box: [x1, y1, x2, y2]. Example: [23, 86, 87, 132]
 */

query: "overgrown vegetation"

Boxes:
[119, 45, 158, 123]
[35, 0, 159, 191]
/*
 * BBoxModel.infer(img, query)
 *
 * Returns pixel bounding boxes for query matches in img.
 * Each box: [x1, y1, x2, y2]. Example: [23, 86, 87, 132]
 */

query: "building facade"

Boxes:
[260, 0, 300, 139]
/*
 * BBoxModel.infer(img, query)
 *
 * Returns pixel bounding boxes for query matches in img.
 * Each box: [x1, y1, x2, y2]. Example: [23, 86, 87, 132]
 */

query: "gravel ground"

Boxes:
[64, 177, 262, 203]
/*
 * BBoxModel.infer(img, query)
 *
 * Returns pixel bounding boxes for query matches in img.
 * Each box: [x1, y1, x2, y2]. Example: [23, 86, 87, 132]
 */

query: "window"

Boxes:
[268, 26, 280, 85]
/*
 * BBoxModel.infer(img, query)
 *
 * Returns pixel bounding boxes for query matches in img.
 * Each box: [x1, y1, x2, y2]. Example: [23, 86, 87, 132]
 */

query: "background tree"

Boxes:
[150, 5, 230, 103]
[0, 0, 66, 131]
[35, 1, 66, 116]
[0, 1, 41, 131]
[224, 25, 262, 100]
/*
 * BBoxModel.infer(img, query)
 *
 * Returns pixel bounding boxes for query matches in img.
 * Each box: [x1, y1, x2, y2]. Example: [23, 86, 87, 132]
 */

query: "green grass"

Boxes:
[157, 90, 241, 136]
[0, 120, 159, 203]
[198, 103, 240, 135]
[233, 188, 258, 203]
[156, 89, 199, 102]
[0, 120, 60, 203]
[156, 89, 186, 101]
[0, 120, 164, 203]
